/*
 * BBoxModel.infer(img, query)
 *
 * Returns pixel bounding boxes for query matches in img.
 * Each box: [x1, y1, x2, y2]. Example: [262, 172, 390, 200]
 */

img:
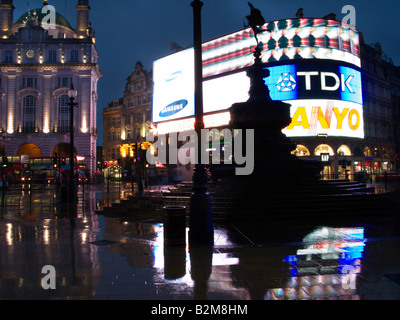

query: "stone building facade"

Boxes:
[102, 61, 152, 171]
[0, 0, 101, 175]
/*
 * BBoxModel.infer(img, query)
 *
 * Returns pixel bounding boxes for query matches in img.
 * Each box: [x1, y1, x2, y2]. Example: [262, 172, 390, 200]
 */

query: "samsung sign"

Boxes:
[153, 48, 195, 123]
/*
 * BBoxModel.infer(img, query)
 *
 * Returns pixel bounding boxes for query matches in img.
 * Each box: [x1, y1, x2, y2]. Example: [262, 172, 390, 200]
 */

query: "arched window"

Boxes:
[314, 144, 335, 156]
[58, 95, 70, 133]
[337, 145, 352, 156]
[23, 95, 36, 133]
[291, 145, 311, 156]
[4, 50, 13, 63]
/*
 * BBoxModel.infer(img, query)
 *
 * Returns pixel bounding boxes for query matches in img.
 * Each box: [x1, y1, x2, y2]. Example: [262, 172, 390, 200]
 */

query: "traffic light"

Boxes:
[2, 155, 8, 168]
[62, 158, 66, 166]
[53, 153, 58, 167]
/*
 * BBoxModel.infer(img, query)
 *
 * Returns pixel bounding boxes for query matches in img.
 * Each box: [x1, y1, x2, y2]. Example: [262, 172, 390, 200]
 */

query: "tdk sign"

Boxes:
[297, 71, 354, 92]
[265, 63, 363, 105]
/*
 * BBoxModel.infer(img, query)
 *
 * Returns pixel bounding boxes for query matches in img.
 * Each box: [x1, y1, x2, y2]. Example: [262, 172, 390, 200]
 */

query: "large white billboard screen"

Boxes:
[153, 48, 195, 123]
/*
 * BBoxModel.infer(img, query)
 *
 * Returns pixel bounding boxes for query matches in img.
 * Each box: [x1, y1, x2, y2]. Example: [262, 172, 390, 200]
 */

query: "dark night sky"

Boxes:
[14, 0, 400, 146]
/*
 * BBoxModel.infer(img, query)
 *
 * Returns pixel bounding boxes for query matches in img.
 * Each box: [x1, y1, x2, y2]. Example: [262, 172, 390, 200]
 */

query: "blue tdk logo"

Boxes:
[265, 64, 362, 105]
[159, 99, 188, 118]
[276, 72, 297, 92]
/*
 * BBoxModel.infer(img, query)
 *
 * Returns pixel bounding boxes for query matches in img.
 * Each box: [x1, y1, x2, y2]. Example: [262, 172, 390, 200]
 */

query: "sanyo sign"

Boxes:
[282, 100, 364, 139]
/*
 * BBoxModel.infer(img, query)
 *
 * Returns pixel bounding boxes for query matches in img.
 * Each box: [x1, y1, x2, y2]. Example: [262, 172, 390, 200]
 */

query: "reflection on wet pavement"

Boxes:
[1, 182, 400, 300]
[274, 227, 365, 299]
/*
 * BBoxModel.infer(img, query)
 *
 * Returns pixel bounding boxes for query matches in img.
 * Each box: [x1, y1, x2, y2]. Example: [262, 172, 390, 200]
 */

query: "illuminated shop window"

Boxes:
[364, 147, 372, 157]
[314, 144, 334, 156]
[291, 145, 310, 156]
[337, 145, 352, 156]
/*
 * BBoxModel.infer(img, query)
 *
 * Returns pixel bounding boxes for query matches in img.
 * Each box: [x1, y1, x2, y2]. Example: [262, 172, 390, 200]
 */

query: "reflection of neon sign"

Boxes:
[263, 227, 367, 299]
[284, 227, 366, 277]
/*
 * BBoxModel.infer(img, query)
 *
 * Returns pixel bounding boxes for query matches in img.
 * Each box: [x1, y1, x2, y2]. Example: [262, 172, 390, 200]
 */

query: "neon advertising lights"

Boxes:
[152, 17, 363, 137]
[266, 63, 364, 138]
[202, 17, 360, 78]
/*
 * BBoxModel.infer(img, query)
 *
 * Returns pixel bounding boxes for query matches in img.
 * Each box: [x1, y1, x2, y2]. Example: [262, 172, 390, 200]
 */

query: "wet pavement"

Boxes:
[0, 181, 400, 300]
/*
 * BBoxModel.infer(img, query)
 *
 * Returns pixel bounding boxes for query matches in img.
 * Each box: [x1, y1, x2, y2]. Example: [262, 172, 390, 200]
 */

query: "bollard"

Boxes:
[163, 206, 186, 246]
[164, 245, 186, 280]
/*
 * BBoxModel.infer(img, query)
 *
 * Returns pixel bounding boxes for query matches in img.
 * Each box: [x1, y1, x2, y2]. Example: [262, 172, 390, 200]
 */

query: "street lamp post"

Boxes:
[67, 85, 79, 204]
[0, 133, 10, 209]
[189, 0, 213, 246]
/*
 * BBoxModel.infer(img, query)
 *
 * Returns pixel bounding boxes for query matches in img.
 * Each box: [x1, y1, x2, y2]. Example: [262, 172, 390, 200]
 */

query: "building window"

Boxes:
[314, 144, 335, 156]
[135, 81, 143, 91]
[146, 111, 151, 122]
[23, 77, 37, 88]
[337, 145, 352, 156]
[4, 50, 13, 63]
[58, 77, 72, 88]
[291, 145, 310, 157]
[58, 95, 70, 132]
[48, 50, 57, 63]
[23, 95, 36, 133]
[70, 50, 79, 63]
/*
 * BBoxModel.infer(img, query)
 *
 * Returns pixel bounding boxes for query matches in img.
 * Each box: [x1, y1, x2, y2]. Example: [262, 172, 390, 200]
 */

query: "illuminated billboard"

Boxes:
[153, 48, 195, 123]
[282, 100, 364, 138]
[202, 17, 360, 78]
[265, 62, 364, 138]
[152, 17, 363, 138]
[153, 59, 364, 138]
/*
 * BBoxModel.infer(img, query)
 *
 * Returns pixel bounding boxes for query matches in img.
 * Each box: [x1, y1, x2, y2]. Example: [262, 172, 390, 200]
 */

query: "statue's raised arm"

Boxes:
[245, 2, 266, 44]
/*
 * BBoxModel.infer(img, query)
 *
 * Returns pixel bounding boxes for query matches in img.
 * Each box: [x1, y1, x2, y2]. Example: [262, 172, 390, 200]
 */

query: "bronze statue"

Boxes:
[245, 2, 266, 44]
